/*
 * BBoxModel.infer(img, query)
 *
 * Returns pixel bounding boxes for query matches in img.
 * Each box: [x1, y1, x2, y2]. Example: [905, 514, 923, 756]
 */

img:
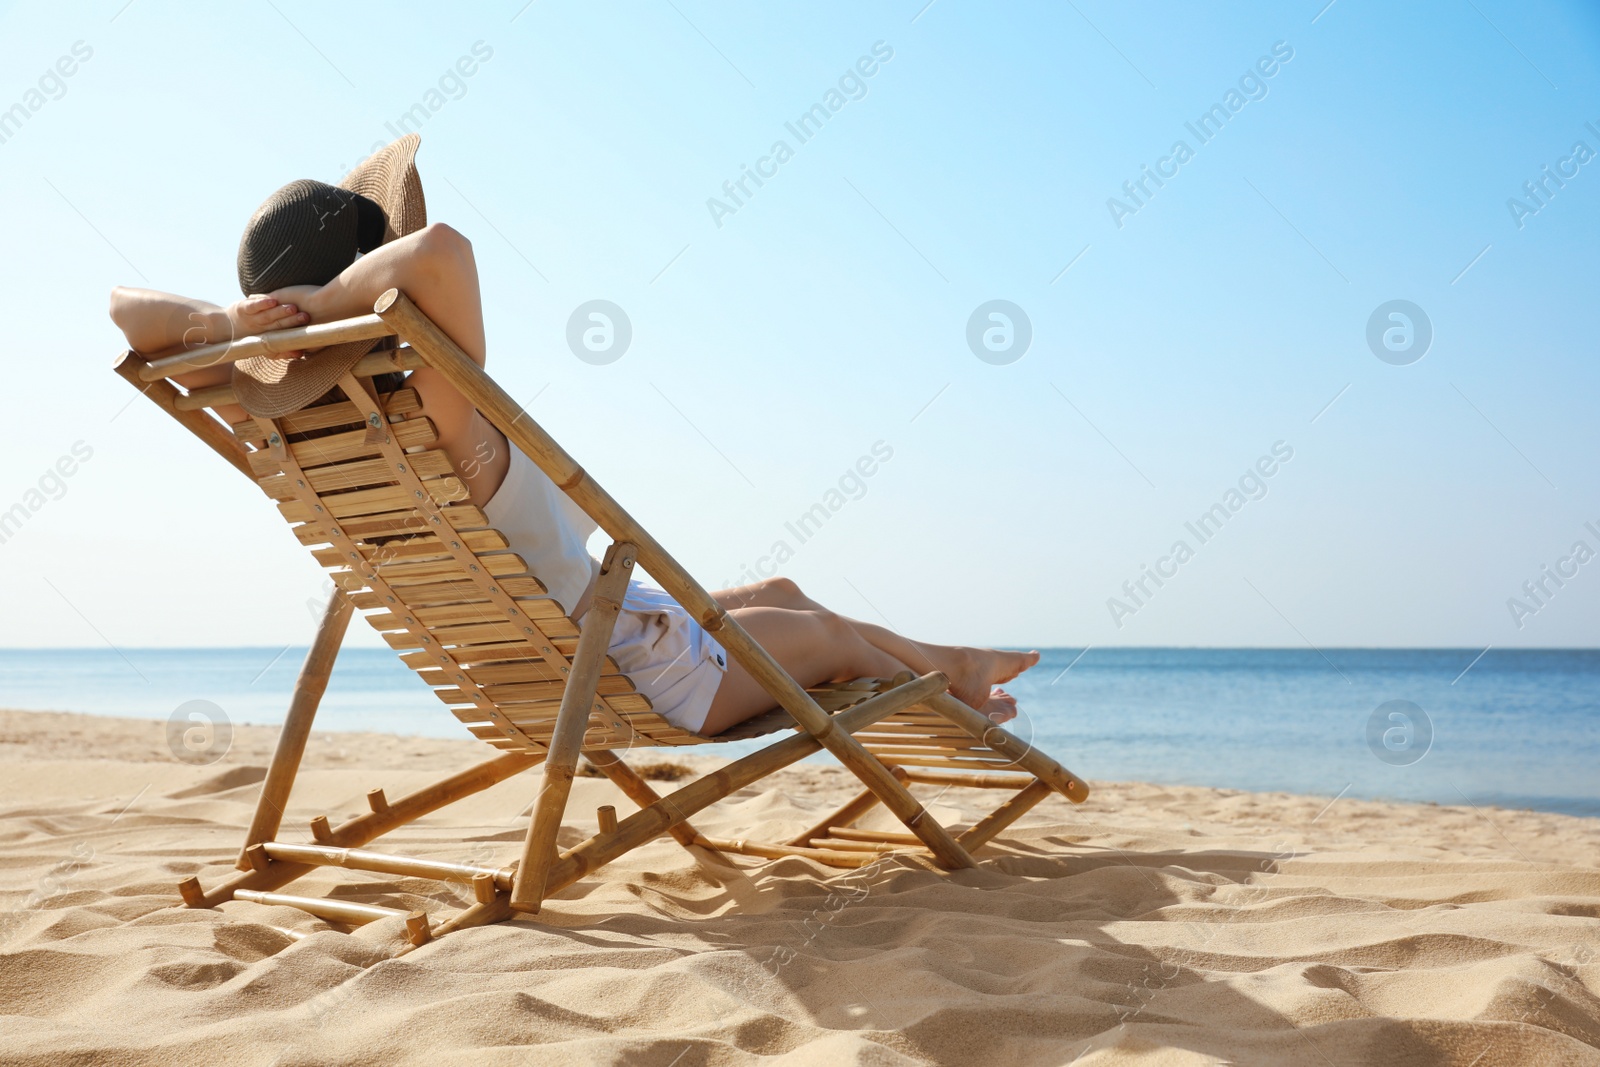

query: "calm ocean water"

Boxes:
[2, 647, 1596, 817]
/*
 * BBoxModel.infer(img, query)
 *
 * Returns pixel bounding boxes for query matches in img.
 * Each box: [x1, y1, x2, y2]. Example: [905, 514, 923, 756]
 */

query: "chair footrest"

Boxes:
[232, 890, 431, 945]
[257, 841, 512, 892]
[816, 826, 923, 846]
[898, 768, 1037, 790]
[809, 836, 916, 854]
[691, 835, 887, 868]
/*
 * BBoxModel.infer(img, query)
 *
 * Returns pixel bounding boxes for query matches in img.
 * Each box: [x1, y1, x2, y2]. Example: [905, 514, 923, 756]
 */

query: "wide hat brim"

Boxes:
[232, 134, 426, 419]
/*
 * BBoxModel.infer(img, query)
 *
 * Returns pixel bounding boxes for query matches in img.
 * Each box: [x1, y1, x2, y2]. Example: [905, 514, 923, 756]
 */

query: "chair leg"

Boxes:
[538, 673, 952, 900]
[234, 590, 354, 870]
[583, 749, 704, 850]
[786, 765, 909, 847]
[510, 542, 637, 912]
[814, 728, 976, 869]
[192, 751, 541, 908]
[956, 778, 1054, 851]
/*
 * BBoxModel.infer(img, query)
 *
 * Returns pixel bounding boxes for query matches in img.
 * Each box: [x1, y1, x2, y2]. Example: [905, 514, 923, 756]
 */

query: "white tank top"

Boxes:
[481, 445, 598, 617]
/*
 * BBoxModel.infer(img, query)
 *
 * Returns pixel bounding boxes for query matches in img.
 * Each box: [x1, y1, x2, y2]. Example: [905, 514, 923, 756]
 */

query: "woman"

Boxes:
[110, 140, 1037, 737]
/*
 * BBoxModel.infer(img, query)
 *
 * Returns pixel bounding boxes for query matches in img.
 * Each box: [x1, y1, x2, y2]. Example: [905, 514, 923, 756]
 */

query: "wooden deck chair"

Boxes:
[112, 289, 1090, 948]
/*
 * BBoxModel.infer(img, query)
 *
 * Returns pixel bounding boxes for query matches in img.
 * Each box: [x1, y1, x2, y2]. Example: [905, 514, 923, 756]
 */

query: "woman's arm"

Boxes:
[109, 288, 312, 426]
[108, 287, 308, 355]
[268, 224, 508, 505]
[106, 225, 498, 495]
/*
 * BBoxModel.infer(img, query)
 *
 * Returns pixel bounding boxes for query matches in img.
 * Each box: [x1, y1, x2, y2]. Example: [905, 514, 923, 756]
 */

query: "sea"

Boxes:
[2, 647, 1595, 817]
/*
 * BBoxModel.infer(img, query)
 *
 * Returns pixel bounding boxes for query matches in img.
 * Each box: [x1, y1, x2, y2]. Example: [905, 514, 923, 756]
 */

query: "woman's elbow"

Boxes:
[414, 223, 474, 270]
[108, 286, 149, 332]
[108, 287, 164, 350]
[108, 286, 130, 326]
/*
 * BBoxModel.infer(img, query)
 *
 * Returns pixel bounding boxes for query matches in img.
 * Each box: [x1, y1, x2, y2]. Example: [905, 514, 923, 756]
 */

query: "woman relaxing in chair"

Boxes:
[109, 136, 1037, 737]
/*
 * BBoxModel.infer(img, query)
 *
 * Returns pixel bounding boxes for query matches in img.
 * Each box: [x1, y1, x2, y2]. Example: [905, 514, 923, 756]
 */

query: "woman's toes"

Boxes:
[987, 650, 1037, 685]
[980, 690, 1018, 724]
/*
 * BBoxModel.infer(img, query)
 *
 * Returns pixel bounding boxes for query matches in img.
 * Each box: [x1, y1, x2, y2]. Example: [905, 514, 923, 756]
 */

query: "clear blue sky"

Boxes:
[1, 0, 1596, 650]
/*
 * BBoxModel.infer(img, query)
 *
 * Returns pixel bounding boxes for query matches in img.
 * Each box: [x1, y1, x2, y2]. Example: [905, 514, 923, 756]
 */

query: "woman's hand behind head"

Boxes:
[228, 293, 310, 359]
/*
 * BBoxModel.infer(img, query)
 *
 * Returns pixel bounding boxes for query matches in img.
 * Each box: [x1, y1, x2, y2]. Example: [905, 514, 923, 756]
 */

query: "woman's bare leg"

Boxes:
[701, 606, 903, 735]
[713, 576, 1038, 710]
[702, 603, 1021, 735]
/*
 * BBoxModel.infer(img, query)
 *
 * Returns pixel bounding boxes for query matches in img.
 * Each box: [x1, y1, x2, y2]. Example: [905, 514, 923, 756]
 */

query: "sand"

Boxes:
[1, 707, 1598, 1066]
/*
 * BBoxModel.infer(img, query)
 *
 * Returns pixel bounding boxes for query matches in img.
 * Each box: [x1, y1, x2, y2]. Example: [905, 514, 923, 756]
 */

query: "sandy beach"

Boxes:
[2, 707, 1598, 1066]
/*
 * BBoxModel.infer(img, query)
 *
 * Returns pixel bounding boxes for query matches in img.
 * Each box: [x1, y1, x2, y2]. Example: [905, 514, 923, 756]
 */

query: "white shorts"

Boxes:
[594, 579, 728, 735]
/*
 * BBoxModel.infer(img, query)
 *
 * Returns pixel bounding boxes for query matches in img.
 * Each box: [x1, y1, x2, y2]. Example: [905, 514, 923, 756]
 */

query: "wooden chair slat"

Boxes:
[232, 387, 423, 440]
[707, 707, 798, 741]
[278, 477, 468, 522]
[293, 505, 489, 544]
[416, 658, 621, 687]
[366, 598, 562, 632]
[335, 552, 528, 586]
[259, 450, 453, 499]
[380, 622, 535, 649]
[348, 575, 547, 608]
[856, 725, 978, 739]
[860, 754, 1022, 771]
[433, 675, 638, 706]
[246, 417, 437, 475]
[397, 640, 549, 667]
[310, 530, 510, 566]
[860, 740, 993, 755]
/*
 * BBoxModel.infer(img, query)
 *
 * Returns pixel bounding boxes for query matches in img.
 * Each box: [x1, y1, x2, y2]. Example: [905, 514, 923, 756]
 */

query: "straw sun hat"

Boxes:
[231, 134, 426, 418]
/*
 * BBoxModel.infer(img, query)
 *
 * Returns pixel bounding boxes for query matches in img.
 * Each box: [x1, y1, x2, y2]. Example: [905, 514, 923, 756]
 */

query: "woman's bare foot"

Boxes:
[941, 648, 1040, 710]
[980, 687, 1018, 724]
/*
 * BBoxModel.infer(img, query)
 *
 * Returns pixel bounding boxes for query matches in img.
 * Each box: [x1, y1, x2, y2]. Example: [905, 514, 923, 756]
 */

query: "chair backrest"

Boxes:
[227, 367, 704, 753]
[117, 319, 871, 756]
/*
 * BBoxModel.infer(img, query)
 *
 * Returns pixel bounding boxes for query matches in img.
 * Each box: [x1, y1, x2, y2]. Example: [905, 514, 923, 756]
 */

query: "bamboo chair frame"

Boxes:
[113, 289, 1089, 947]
